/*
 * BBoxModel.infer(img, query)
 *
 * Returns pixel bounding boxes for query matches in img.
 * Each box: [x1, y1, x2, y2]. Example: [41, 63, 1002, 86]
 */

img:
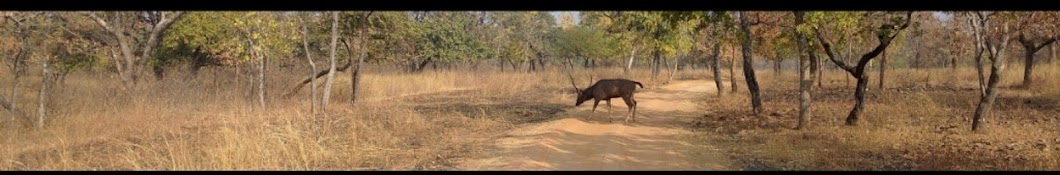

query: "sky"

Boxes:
[550, 11, 581, 25]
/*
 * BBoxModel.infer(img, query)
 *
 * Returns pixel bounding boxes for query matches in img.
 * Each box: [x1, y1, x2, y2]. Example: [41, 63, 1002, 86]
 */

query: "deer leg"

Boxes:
[623, 96, 635, 123]
[607, 99, 613, 123]
[588, 99, 600, 121]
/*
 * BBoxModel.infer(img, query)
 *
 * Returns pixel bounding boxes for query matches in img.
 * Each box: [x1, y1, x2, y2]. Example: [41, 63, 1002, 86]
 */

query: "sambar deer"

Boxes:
[568, 75, 644, 123]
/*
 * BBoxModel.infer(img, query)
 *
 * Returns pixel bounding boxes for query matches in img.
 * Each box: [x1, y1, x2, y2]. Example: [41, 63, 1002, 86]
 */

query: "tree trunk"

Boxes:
[189, 46, 206, 79]
[730, 44, 738, 94]
[1051, 43, 1057, 64]
[153, 64, 165, 81]
[950, 49, 959, 73]
[666, 56, 678, 83]
[914, 42, 922, 71]
[879, 49, 887, 89]
[626, 47, 636, 76]
[653, 48, 662, 82]
[710, 41, 724, 96]
[1023, 49, 1035, 87]
[773, 56, 781, 78]
[846, 73, 869, 125]
[973, 45, 1009, 131]
[738, 12, 763, 115]
[257, 43, 266, 112]
[322, 12, 339, 113]
[9, 32, 29, 120]
[508, 58, 518, 71]
[975, 47, 987, 96]
[794, 11, 812, 130]
[87, 12, 185, 89]
[1018, 37, 1057, 88]
[351, 31, 368, 106]
[38, 56, 49, 128]
[813, 12, 911, 126]
[813, 52, 822, 88]
[0, 94, 21, 120]
[284, 60, 351, 97]
[971, 13, 1012, 131]
[301, 19, 318, 116]
[972, 61, 1003, 131]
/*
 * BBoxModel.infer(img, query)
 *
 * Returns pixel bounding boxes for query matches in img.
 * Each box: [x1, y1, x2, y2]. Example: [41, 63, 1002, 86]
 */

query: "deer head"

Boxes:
[569, 74, 595, 106]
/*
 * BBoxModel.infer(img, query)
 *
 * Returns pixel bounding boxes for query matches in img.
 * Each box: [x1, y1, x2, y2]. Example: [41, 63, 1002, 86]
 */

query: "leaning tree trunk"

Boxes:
[846, 71, 870, 125]
[970, 13, 1011, 131]
[349, 11, 375, 105]
[351, 30, 368, 106]
[972, 54, 1005, 131]
[322, 12, 339, 113]
[815, 12, 911, 126]
[9, 30, 29, 120]
[710, 41, 724, 96]
[9, 51, 24, 120]
[301, 22, 318, 116]
[738, 12, 763, 115]
[974, 44, 987, 96]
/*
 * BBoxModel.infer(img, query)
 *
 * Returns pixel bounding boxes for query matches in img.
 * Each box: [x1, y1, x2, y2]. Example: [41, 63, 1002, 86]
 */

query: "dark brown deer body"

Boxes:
[571, 78, 645, 123]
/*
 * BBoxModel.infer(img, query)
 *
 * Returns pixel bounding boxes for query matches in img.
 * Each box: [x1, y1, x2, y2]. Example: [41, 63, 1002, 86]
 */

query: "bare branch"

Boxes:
[813, 28, 854, 73]
[86, 12, 118, 36]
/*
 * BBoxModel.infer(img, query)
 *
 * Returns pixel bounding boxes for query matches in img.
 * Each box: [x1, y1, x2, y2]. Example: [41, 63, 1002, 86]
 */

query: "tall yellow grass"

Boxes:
[0, 63, 704, 170]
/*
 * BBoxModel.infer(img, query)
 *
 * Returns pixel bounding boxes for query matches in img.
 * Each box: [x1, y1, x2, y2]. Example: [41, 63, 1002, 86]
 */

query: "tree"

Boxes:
[664, 11, 736, 94]
[968, 12, 1016, 131]
[162, 12, 246, 79]
[322, 11, 339, 113]
[614, 12, 694, 83]
[342, 11, 373, 106]
[298, 12, 320, 116]
[551, 25, 619, 71]
[581, 11, 641, 75]
[85, 11, 185, 89]
[1013, 12, 1060, 88]
[808, 11, 913, 126]
[1, 12, 42, 118]
[737, 11, 764, 115]
[793, 11, 812, 130]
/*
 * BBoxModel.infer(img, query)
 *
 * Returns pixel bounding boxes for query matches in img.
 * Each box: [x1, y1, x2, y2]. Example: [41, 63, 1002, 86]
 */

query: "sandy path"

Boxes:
[455, 80, 736, 170]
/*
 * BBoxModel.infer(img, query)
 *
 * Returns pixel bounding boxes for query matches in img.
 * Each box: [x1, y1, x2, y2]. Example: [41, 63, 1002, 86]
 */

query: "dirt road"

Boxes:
[455, 80, 736, 170]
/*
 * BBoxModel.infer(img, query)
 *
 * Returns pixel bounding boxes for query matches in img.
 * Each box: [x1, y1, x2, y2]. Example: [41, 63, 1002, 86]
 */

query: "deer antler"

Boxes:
[588, 75, 593, 86]
[567, 73, 581, 93]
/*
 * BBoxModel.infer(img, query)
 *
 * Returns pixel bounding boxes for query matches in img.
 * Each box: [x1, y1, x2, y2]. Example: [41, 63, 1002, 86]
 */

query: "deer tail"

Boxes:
[634, 81, 644, 88]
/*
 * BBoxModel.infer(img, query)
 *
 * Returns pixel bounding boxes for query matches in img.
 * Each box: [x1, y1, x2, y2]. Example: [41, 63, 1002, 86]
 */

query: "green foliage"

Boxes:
[611, 11, 698, 59]
[163, 12, 244, 65]
[551, 25, 619, 60]
[801, 11, 866, 52]
[418, 12, 489, 63]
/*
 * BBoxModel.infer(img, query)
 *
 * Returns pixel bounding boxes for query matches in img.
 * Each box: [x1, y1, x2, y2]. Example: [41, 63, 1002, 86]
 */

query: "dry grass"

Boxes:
[0, 63, 699, 170]
[5, 58, 1055, 170]
[693, 62, 1060, 170]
